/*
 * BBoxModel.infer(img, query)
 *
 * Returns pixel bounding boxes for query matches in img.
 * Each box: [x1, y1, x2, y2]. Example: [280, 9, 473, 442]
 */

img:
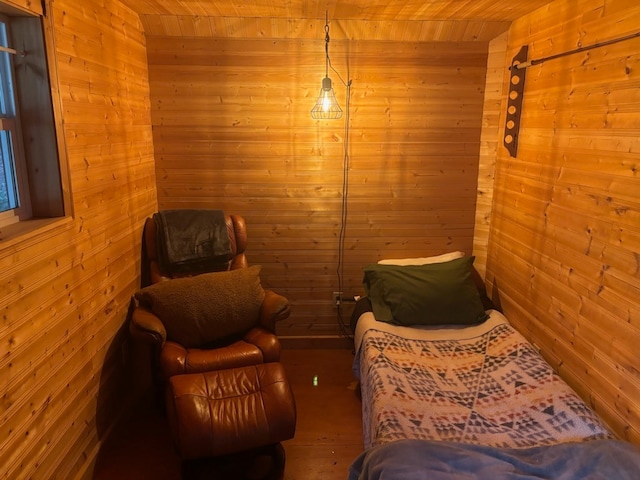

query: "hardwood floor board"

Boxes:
[93, 348, 363, 479]
[281, 348, 363, 479]
[283, 444, 365, 480]
[282, 350, 362, 444]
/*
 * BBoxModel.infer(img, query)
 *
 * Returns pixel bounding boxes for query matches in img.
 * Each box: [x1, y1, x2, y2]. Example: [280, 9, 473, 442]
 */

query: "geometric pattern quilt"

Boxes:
[355, 316, 612, 450]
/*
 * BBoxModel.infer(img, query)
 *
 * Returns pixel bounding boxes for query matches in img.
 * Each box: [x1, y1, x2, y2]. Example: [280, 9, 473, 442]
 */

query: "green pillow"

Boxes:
[362, 256, 489, 327]
[135, 265, 265, 348]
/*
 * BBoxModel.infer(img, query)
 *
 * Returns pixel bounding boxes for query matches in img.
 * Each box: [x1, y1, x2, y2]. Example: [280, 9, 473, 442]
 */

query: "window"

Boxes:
[0, 1, 69, 238]
[0, 130, 19, 212]
[0, 16, 25, 226]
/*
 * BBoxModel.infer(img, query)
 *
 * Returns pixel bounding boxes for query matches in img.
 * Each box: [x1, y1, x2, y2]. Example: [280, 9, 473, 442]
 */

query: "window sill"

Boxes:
[0, 216, 74, 254]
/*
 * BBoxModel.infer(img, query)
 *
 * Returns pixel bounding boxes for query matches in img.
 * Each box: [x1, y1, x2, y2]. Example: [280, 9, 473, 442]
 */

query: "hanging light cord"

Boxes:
[324, 22, 330, 78]
[336, 80, 352, 342]
[336, 79, 353, 342]
[320, 12, 354, 340]
[324, 20, 351, 89]
[324, 13, 350, 89]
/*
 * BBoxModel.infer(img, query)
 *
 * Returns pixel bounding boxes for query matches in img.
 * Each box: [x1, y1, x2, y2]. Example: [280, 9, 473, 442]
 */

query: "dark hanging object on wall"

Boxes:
[503, 45, 528, 158]
[502, 31, 639, 158]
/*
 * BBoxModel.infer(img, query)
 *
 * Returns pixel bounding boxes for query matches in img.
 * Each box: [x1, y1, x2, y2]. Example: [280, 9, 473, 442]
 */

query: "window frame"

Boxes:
[0, 0, 72, 246]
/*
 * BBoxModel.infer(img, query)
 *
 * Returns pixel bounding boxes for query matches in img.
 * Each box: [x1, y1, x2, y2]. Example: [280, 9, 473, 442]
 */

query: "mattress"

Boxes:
[353, 309, 613, 450]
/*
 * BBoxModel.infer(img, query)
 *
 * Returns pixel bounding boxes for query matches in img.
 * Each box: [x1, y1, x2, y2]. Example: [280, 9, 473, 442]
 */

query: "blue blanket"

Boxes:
[348, 439, 640, 480]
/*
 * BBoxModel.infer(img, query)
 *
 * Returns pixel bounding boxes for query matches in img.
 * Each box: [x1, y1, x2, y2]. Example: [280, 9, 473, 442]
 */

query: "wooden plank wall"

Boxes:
[0, 0, 157, 478]
[483, 0, 640, 443]
[148, 35, 488, 338]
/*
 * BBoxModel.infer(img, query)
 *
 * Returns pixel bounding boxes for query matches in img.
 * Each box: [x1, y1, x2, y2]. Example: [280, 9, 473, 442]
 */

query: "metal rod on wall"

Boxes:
[511, 31, 640, 71]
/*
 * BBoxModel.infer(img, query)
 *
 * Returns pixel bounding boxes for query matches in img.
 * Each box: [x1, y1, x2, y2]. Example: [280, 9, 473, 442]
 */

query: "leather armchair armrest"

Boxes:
[160, 341, 188, 379]
[244, 327, 282, 363]
[129, 304, 167, 348]
[259, 290, 290, 332]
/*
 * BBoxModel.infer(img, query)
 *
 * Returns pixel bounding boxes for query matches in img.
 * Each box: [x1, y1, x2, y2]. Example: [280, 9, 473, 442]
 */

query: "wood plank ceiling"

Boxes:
[118, 0, 555, 40]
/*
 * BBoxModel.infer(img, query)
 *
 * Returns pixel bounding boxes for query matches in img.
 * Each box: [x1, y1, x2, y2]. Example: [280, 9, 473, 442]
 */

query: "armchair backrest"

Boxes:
[144, 212, 249, 284]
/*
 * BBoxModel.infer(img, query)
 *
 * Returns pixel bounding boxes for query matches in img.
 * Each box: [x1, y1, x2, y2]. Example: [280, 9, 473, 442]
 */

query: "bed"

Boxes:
[348, 253, 640, 480]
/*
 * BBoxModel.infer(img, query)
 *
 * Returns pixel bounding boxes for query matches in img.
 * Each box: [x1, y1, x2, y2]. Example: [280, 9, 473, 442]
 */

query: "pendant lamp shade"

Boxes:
[311, 15, 343, 120]
[311, 77, 343, 119]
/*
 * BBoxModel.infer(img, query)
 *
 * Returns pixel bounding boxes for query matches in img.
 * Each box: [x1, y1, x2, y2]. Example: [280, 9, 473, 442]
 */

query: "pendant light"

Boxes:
[311, 14, 343, 119]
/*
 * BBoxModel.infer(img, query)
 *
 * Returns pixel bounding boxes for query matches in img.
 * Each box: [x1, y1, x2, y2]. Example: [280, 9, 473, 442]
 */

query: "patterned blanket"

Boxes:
[354, 311, 612, 450]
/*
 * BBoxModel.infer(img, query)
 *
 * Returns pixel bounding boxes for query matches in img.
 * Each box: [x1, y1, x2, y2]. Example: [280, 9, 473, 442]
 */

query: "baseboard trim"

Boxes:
[279, 335, 354, 350]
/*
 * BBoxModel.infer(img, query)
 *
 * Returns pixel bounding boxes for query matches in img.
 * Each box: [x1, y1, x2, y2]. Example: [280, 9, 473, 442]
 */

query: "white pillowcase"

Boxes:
[377, 251, 465, 266]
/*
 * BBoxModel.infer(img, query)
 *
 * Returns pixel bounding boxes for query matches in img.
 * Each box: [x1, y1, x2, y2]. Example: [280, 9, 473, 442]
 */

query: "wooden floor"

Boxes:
[93, 348, 363, 480]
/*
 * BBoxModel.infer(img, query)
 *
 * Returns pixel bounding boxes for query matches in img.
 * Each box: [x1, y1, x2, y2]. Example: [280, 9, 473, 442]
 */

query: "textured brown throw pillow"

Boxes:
[135, 265, 265, 348]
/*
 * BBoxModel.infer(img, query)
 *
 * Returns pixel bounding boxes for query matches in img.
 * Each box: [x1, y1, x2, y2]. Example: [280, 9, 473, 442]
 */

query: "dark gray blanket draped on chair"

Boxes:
[154, 209, 233, 276]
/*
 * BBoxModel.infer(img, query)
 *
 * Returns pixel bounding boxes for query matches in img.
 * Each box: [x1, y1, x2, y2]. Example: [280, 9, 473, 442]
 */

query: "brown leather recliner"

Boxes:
[129, 212, 290, 384]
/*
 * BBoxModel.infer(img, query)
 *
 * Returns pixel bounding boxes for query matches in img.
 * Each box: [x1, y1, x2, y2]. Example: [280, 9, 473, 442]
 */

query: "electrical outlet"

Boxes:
[332, 291, 343, 306]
